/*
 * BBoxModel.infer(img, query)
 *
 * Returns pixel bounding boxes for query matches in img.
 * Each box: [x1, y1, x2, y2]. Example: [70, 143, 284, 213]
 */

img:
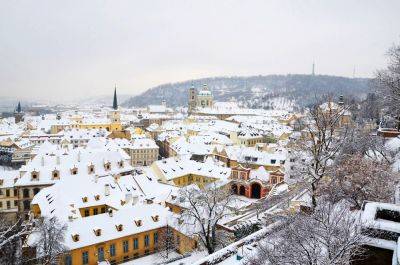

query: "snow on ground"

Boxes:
[121, 251, 208, 265]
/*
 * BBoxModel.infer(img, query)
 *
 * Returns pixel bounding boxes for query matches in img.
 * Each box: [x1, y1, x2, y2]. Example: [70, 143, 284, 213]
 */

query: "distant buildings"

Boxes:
[50, 89, 123, 134]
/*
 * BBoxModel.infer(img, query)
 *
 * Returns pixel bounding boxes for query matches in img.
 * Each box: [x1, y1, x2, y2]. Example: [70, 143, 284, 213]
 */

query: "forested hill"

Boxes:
[123, 75, 372, 109]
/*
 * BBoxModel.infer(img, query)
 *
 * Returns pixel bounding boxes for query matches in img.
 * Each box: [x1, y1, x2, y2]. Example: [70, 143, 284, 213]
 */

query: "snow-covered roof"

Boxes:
[28, 203, 171, 250]
[152, 157, 231, 182]
[16, 145, 132, 187]
[361, 202, 400, 234]
[0, 169, 19, 188]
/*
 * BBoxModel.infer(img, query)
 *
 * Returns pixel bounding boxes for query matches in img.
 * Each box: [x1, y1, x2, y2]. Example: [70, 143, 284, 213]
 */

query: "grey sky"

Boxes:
[0, 0, 399, 102]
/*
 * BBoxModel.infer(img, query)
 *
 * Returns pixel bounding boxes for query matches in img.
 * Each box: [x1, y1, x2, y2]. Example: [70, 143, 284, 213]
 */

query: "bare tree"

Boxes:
[0, 216, 29, 265]
[30, 216, 67, 265]
[246, 200, 369, 265]
[339, 126, 398, 164]
[156, 225, 178, 261]
[376, 43, 400, 131]
[293, 102, 349, 208]
[321, 154, 399, 208]
[178, 184, 234, 254]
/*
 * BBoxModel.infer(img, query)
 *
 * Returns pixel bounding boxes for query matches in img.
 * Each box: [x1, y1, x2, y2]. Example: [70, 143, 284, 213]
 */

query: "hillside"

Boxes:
[123, 75, 372, 109]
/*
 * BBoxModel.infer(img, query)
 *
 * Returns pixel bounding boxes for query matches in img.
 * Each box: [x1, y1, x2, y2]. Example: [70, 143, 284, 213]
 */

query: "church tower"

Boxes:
[14, 101, 24, 123]
[108, 86, 122, 131]
[188, 83, 197, 114]
[197, 84, 213, 108]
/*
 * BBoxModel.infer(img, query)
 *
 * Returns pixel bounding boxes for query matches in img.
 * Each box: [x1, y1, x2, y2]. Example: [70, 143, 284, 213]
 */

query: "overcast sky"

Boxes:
[0, 0, 399, 102]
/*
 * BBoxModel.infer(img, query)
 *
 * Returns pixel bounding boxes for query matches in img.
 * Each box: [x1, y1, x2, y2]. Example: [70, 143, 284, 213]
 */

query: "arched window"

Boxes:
[33, 188, 40, 195]
[23, 189, 30, 198]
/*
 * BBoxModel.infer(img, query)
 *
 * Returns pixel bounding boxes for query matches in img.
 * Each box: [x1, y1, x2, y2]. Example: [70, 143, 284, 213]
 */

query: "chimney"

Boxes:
[108, 209, 113, 217]
[125, 193, 133, 204]
[132, 195, 139, 205]
[104, 184, 110, 196]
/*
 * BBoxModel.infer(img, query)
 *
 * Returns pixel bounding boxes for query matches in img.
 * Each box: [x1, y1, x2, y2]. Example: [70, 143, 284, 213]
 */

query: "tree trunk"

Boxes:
[311, 182, 317, 209]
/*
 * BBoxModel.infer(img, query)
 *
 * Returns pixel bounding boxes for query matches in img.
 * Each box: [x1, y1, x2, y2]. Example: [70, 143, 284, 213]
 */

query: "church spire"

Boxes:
[16, 101, 22, 113]
[112, 85, 118, 110]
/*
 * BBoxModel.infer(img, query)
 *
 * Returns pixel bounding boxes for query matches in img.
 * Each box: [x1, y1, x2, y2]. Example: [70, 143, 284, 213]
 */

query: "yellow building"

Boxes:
[150, 157, 231, 189]
[0, 171, 19, 221]
[230, 131, 264, 147]
[29, 204, 197, 265]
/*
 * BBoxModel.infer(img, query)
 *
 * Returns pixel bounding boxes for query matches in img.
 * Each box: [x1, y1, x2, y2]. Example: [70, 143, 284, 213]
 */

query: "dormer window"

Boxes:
[94, 195, 100, 201]
[115, 224, 123, 231]
[93, 228, 101, 236]
[151, 215, 159, 222]
[88, 164, 95, 174]
[134, 220, 142, 227]
[104, 162, 111, 171]
[120, 200, 125, 206]
[82, 196, 88, 203]
[72, 234, 80, 242]
[31, 171, 39, 181]
[118, 160, 124, 168]
[70, 167, 78, 175]
[52, 170, 60, 180]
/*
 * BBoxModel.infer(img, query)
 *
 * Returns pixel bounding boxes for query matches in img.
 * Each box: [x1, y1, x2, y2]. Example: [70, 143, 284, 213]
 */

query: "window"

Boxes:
[123, 240, 129, 253]
[23, 200, 30, 211]
[82, 251, 89, 264]
[144, 234, 149, 247]
[14, 200, 17, 206]
[6, 201, 10, 209]
[133, 238, 139, 249]
[98, 247, 104, 262]
[93, 208, 98, 215]
[176, 235, 180, 246]
[154, 232, 158, 245]
[110, 244, 116, 257]
[84, 209, 89, 217]
[23, 189, 30, 198]
[101, 207, 106, 213]
[0, 201, 2, 208]
[64, 255, 72, 265]
[6, 189, 10, 197]
[33, 188, 40, 195]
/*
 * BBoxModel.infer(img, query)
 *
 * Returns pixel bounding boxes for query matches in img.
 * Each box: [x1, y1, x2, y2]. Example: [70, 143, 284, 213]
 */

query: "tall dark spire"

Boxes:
[16, 101, 22, 113]
[112, 85, 118, 110]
